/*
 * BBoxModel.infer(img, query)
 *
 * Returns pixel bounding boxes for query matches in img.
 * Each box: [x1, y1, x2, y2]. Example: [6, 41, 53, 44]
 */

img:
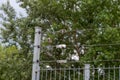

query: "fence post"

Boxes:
[32, 27, 41, 80]
[84, 64, 90, 80]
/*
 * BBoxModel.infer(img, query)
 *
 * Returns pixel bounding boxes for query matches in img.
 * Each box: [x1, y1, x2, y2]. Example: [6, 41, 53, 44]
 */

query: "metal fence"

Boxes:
[40, 64, 120, 80]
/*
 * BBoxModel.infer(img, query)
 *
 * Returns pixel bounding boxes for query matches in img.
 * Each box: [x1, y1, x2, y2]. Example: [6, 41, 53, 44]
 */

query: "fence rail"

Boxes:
[40, 65, 120, 80]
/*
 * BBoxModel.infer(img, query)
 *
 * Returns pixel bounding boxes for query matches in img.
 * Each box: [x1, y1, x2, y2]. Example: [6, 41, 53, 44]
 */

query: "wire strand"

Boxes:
[40, 59, 120, 63]
[42, 43, 120, 48]
[42, 27, 120, 34]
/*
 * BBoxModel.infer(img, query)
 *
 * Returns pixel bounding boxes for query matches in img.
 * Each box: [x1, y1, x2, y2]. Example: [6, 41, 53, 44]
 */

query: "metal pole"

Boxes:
[84, 64, 90, 80]
[32, 27, 41, 80]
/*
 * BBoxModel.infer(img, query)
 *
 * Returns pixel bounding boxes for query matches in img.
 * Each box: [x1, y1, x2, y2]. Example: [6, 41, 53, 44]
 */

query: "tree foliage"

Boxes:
[0, 1, 34, 57]
[18, 0, 120, 64]
[0, 45, 32, 80]
[0, 0, 120, 79]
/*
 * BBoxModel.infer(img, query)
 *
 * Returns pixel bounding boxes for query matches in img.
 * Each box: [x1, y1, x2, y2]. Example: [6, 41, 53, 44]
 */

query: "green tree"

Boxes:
[0, 1, 34, 57]
[0, 45, 32, 80]
[18, 0, 120, 64]
[0, 0, 120, 79]
[1, 0, 120, 64]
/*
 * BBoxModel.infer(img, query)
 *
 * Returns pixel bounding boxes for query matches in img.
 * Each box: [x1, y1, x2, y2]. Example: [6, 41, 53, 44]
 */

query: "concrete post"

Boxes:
[84, 64, 90, 80]
[32, 27, 41, 80]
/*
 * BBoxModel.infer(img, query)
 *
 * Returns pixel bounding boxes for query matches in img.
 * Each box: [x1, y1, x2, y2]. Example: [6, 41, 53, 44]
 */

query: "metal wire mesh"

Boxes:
[39, 66, 120, 80]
